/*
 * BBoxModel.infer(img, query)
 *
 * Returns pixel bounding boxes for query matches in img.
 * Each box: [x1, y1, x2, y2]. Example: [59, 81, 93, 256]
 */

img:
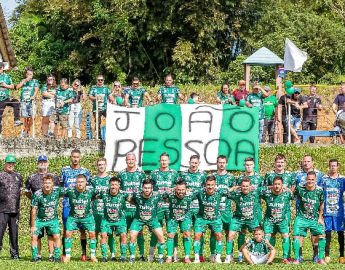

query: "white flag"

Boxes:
[284, 38, 307, 72]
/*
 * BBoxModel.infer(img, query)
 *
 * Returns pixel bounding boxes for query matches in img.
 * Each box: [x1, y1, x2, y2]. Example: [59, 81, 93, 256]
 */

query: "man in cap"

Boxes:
[0, 63, 22, 138]
[25, 155, 60, 261]
[0, 154, 23, 259]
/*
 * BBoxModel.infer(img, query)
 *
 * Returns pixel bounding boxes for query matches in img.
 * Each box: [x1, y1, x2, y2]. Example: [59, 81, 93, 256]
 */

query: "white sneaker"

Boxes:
[215, 257, 222, 263]
[209, 254, 215, 262]
[224, 255, 234, 263]
[148, 255, 155, 262]
[193, 259, 200, 263]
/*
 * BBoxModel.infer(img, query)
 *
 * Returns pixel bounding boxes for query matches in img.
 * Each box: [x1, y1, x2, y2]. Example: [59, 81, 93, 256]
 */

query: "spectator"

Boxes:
[16, 67, 39, 138]
[41, 75, 58, 137]
[88, 75, 114, 139]
[157, 74, 184, 104]
[125, 77, 151, 107]
[111, 81, 124, 106]
[188, 92, 202, 104]
[50, 78, 74, 139]
[278, 88, 303, 143]
[334, 101, 345, 144]
[232, 80, 249, 105]
[332, 82, 345, 114]
[246, 85, 269, 142]
[216, 83, 235, 104]
[0, 154, 23, 259]
[262, 86, 278, 143]
[301, 84, 322, 143]
[0, 62, 22, 138]
[68, 79, 84, 139]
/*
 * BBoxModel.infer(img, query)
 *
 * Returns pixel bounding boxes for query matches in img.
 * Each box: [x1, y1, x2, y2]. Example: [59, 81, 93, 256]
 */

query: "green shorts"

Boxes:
[221, 213, 232, 231]
[263, 219, 289, 234]
[230, 217, 259, 232]
[65, 215, 95, 232]
[125, 210, 136, 230]
[167, 218, 192, 234]
[194, 217, 223, 233]
[94, 213, 103, 233]
[100, 219, 127, 235]
[130, 218, 162, 232]
[34, 218, 60, 236]
[293, 216, 324, 237]
[156, 207, 169, 222]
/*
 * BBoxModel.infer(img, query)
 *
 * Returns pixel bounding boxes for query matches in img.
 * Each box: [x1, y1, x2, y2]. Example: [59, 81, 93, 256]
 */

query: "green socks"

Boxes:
[216, 241, 223, 254]
[137, 234, 145, 256]
[64, 238, 72, 257]
[183, 237, 191, 256]
[129, 242, 136, 256]
[167, 237, 174, 257]
[200, 236, 204, 256]
[101, 243, 107, 258]
[238, 233, 245, 249]
[318, 237, 326, 260]
[54, 247, 61, 260]
[293, 238, 300, 260]
[108, 235, 115, 256]
[226, 240, 233, 255]
[194, 240, 201, 255]
[157, 242, 165, 257]
[282, 237, 290, 259]
[120, 244, 127, 258]
[31, 245, 38, 259]
[210, 234, 216, 254]
[90, 239, 97, 257]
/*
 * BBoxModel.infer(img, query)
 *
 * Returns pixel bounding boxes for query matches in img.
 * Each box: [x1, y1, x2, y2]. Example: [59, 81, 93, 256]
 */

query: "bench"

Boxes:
[297, 130, 340, 143]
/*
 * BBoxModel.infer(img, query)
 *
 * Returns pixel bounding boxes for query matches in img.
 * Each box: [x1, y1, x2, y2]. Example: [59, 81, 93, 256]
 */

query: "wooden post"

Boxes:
[244, 64, 250, 90]
[276, 64, 284, 99]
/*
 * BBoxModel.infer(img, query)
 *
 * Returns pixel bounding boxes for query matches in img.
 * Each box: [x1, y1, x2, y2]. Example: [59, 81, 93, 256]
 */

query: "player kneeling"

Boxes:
[31, 175, 63, 262]
[241, 227, 275, 265]
[99, 177, 128, 262]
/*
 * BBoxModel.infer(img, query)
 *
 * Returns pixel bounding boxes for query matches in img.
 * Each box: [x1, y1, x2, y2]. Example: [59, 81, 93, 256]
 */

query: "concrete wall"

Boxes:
[0, 138, 105, 159]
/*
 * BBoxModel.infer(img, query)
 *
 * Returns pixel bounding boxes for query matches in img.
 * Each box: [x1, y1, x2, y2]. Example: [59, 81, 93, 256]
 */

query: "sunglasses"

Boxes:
[97, 79, 104, 82]
[74, 84, 80, 87]
[114, 84, 121, 87]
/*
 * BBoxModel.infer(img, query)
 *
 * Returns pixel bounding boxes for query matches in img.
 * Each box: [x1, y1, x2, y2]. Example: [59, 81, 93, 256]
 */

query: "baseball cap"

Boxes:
[264, 86, 271, 91]
[37, 155, 48, 162]
[5, 154, 16, 163]
[294, 88, 301, 94]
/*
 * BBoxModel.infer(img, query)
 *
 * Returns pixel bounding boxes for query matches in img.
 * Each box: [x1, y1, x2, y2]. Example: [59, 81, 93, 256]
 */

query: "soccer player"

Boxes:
[61, 149, 90, 260]
[180, 155, 207, 261]
[149, 153, 178, 262]
[118, 152, 146, 261]
[193, 175, 229, 264]
[99, 177, 128, 262]
[241, 227, 276, 265]
[63, 174, 97, 263]
[127, 179, 165, 263]
[90, 158, 114, 259]
[212, 155, 235, 263]
[321, 159, 345, 263]
[226, 178, 261, 262]
[236, 157, 263, 262]
[125, 77, 151, 107]
[292, 171, 326, 265]
[31, 175, 63, 262]
[16, 67, 39, 138]
[261, 176, 293, 263]
[295, 155, 323, 262]
[164, 180, 194, 263]
[157, 74, 184, 104]
[25, 155, 60, 261]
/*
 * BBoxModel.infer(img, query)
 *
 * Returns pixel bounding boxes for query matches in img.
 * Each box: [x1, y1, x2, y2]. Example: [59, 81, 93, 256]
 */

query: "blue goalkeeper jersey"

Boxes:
[61, 166, 90, 208]
[321, 174, 345, 217]
[295, 169, 323, 187]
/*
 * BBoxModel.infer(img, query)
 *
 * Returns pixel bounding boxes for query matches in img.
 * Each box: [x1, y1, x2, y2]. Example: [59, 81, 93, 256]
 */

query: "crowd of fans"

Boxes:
[0, 63, 344, 142]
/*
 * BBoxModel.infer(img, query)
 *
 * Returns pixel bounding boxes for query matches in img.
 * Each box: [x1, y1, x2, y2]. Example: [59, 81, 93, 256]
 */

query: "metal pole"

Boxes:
[95, 96, 99, 140]
[288, 103, 291, 144]
[32, 101, 36, 138]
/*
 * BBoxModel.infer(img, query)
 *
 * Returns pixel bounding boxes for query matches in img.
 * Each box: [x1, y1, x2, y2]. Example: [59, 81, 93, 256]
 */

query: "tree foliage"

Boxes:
[8, 0, 345, 85]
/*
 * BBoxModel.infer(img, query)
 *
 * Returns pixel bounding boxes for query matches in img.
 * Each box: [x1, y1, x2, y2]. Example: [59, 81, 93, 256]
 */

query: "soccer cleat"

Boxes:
[158, 257, 164, 264]
[224, 255, 234, 263]
[292, 259, 300, 264]
[184, 258, 191, 263]
[110, 256, 116, 261]
[325, 256, 331, 263]
[120, 257, 126, 262]
[317, 259, 326, 265]
[14, 120, 23, 127]
[48, 255, 54, 262]
[129, 257, 135, 264]
[173, 257, 180, 263]
[193, 259, 200, 263]
[148, 255, 154, 262]
[299, 256, 304, 263]
[11, 255, 20, 260]
[139, 255, 146, 262]
[90, 257, 98, 263]
[63, 256, 70, 263]
[165, 258, 173, 263]
[282, 258, 290, 264]
[31, 257, 40, 262]
[215, 257, 222, 263]
[53, 257, 61, 263]
[102, 257, 107, 262]
[339, 257, 345, 264]
[80, 255, 87, 261]
[313, 255, 319, 263]
[199, 255, 205, 262]
[237, 254, 243, 263]
[209, 254, 215, 262]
